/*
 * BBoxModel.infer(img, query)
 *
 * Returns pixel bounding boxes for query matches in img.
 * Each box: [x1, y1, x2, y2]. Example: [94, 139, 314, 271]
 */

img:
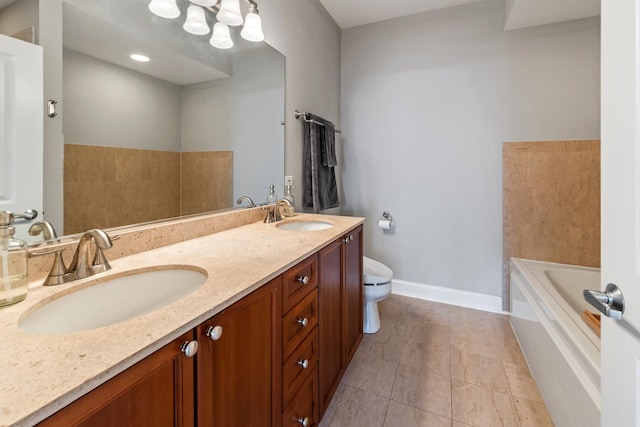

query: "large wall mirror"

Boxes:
[0, 0, 285, 240]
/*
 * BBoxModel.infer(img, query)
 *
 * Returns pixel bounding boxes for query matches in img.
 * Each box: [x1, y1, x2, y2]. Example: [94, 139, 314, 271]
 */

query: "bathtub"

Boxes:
[510, 258, 600, 427]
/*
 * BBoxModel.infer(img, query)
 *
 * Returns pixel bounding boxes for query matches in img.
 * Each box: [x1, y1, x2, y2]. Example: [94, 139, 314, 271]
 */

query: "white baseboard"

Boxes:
[391, 279, 506, 314]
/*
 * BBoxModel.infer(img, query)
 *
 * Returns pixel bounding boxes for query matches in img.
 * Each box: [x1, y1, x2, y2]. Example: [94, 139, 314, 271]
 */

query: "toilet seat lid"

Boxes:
[363, 256, 393, 284]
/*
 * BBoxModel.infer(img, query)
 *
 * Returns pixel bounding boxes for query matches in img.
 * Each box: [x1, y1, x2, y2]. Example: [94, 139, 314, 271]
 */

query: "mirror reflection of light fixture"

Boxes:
[240, 4, 263, 42]
[148, 0, 264, 48]
[183, 5, 210, 35]
[148, 0, 181, 19]
[216, 0, 243, 26]
[210, 22, 233, 49]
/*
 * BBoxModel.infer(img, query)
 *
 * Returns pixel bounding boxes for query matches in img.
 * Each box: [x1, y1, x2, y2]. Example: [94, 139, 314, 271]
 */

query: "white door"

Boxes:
[0, 34, 43, 239]
[601, 1, 640, 425]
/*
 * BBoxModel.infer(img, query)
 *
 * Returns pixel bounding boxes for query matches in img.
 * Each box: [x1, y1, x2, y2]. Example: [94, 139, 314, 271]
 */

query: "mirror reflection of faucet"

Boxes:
[28, 221, 58, 241]
[236, 196, 256, 208]
[263, 198, 295, 223]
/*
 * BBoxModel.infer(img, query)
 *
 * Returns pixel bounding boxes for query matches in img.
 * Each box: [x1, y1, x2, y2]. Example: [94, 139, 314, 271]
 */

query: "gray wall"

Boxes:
[63, 49, 181, 151]
[340, 0, 600, 297]
[260, 0, 342, 208]
[181, 45, 285, 204]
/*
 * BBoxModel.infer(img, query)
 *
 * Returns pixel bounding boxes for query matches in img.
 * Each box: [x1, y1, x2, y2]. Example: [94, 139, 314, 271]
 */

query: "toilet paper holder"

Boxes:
[377, 211, 393, 230]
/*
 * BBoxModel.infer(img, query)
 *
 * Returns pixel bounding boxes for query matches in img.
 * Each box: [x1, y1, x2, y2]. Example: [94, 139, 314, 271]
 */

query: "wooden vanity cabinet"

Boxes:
[38, 226, 363, 427]
[318, 225, 363, 416]
[195, 276, 282, 427]
[38, 331, 196, 427]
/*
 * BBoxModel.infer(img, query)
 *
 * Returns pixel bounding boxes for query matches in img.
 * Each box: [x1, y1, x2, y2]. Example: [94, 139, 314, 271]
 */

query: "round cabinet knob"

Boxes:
[180, 340, 199, 358]
[297, 317, 309, 327]
[297, 417, 310, 427]
[342, 235, 353, 244]
[205, 325, 223, 341]
[297, 275, 310, 285]
[297, 359, 309, 369]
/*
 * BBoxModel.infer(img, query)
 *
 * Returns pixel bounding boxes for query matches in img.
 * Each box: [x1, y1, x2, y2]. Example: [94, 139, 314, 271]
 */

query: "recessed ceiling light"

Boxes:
[130, 54, 150, 62]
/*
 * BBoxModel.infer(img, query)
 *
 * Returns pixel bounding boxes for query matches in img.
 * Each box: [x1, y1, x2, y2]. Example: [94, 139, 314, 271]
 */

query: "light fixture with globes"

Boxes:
[147, 0, 264, 50]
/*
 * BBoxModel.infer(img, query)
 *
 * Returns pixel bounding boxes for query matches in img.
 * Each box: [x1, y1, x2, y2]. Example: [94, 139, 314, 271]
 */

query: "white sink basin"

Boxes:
[19, 267, 207, 335]
[276, 221, 333, 231]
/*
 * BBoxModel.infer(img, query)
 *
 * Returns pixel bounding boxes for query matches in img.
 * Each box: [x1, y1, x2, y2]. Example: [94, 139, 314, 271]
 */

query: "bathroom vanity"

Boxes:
[0, 213, 363, 427]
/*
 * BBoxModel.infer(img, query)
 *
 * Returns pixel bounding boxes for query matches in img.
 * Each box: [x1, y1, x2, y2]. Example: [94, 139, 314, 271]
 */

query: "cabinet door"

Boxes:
[39, 331, 196, 427]
[196, 277, 282, 427]
[343, 226, 363, 365]
[318, 239, 343, 415]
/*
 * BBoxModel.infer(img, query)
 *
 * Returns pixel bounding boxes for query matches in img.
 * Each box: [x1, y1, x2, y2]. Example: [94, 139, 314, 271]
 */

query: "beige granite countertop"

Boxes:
[0, 213, 364, 427]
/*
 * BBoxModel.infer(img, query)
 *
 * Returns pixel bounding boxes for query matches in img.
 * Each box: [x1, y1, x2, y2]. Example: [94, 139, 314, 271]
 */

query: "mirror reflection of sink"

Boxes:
[276, 221, 333, 231]
[19, 267, 207, 335]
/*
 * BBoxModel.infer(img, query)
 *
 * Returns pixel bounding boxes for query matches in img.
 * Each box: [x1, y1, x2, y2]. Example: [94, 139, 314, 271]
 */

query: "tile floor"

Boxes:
[318, 295, 554, 427]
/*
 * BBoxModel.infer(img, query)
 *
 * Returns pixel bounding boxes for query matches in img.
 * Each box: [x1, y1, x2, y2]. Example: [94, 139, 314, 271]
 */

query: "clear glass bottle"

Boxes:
[266, 184, 278, 204]
[0, 211, 28, 307]
[284, 184, 295, 205]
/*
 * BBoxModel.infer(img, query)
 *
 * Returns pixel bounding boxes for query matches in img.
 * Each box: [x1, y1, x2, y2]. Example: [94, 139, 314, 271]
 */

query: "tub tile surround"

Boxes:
[319, 295, 554, 427]
[64, 144, 233, 234]
[503, 139, 600, 309]
[1, 210, 364, 426]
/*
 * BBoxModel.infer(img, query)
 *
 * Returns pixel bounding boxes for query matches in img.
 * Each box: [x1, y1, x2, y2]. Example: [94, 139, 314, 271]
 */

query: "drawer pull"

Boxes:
[180, 340, 199, 357]
[297, 317, 309, 327]
[297, 359, 309, 369]
[205, 325, 223, 341]
[297, 275, 310, 285]
[297, 417, 310, 427]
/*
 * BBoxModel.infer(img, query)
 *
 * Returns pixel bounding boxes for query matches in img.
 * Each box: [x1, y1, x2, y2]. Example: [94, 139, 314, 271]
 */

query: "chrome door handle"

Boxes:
[583, 283, 625, 320]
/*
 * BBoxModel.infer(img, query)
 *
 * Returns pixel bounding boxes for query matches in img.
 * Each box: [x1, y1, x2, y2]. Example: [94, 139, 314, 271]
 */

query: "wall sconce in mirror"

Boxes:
[148, 0, 264, 49]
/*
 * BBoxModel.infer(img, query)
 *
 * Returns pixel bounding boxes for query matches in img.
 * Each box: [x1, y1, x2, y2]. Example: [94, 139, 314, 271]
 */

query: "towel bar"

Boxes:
[294, 110, 342, 133]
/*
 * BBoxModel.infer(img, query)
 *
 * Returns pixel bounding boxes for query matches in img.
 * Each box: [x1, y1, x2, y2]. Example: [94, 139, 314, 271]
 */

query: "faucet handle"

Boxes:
[30, 248, 69, 286]
[92, 247, 111, 274]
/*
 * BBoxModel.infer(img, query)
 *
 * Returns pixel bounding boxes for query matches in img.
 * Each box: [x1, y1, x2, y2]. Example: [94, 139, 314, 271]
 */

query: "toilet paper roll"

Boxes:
[377, 219, 392, 229]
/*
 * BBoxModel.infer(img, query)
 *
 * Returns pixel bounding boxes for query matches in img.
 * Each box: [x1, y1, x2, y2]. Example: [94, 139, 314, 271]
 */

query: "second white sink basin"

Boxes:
[19, 267, 207, 335]
[276, 221, 333, 231]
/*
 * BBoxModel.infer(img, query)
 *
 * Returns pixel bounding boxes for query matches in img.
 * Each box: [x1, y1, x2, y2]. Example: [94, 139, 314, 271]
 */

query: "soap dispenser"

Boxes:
[284, 184, 295, 206]
[0, 211, 29, 307]
[266, 184, 278, 204]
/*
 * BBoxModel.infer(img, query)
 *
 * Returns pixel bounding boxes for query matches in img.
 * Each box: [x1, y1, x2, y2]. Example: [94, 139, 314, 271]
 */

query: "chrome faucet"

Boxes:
[274, 198, 295, 222]
[30, 228, 114, 286]
[68, 229, 113, 280]
[236, 195, 256, 208]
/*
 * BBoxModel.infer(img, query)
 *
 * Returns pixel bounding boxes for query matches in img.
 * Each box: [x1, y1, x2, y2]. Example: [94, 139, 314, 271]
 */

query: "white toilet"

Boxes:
[363, 256, 393, 334]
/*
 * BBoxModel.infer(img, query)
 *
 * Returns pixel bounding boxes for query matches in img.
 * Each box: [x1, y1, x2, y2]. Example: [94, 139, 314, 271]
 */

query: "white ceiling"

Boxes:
[318, 0, 600, 30]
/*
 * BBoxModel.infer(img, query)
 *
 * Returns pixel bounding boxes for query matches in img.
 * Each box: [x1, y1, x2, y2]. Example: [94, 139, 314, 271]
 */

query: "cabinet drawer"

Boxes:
[283, 254, 318, 314]
[283, 326, 319, 409]
[282, 366, 319, 427]
[283, 289, 319, 359]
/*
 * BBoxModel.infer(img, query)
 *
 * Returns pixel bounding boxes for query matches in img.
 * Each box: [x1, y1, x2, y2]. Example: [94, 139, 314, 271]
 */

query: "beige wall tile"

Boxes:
[503, 140, 600, 308]
[181, 151, 233, 215]
[64, 146, 235, 234]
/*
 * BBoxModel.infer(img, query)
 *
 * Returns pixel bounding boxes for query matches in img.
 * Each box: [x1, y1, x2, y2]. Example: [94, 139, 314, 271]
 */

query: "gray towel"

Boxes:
[322, 121, 338, 167]
[302, 114, 339, 213]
